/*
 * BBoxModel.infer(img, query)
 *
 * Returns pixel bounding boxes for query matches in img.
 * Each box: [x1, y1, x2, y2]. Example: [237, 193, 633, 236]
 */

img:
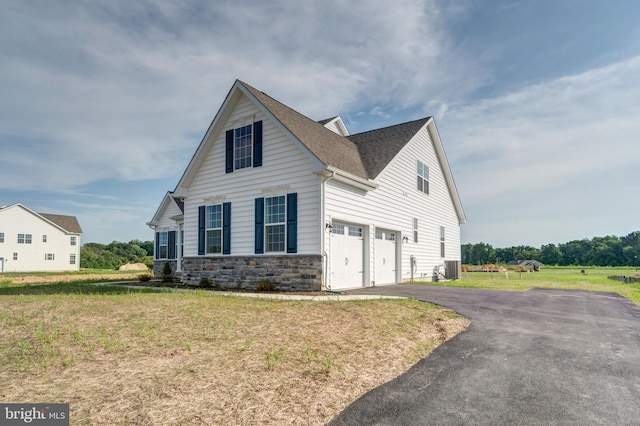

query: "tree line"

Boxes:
[80, 240, 154, 269]
[462, 231, 640, 267]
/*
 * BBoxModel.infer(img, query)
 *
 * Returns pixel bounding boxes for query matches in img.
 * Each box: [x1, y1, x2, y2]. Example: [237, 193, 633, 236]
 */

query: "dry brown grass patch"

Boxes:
[0, 291, 468, 425]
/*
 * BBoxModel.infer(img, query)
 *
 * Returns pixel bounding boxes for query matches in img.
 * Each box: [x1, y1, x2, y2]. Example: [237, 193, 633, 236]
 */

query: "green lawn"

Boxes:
[422, 266, 640, 304]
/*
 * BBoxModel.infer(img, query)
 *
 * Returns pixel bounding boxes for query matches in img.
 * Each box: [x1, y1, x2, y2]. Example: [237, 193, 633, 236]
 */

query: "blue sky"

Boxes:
[1, 0, 639, 247]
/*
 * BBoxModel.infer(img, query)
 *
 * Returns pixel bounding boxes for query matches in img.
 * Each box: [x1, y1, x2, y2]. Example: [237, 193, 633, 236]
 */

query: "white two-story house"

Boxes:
[0, 203, 82, 273]
[148, 80, 465, 291]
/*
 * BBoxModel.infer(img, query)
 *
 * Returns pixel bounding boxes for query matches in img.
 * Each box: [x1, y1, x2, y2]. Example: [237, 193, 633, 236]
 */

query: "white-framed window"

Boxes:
[13, 252, 18, 261]
[18, 234, 32, 244]
[417, 160, 429, 194]
[0, 232, 4, 243]
[70, 236, 77, 246]
[348, 226, 363, 237]
[45, 253, 55, 261]
[158, 231, 168, 259]
[43, 235, 47, 243]
[234, 124, 253, 170]
[265, 195, 286, 252]
[413, 218, 419, 243]
[206, 204, 223, 254]
[332, 223, 345, 235]
[440, 226, 446, 258]
[70, 254, 76, 265]
[376, 230, 396, 241]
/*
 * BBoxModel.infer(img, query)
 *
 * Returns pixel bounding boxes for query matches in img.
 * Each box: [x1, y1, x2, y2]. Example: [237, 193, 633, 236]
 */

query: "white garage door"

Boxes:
[375, 229, 397, 285]
[330, 222, 364, 290]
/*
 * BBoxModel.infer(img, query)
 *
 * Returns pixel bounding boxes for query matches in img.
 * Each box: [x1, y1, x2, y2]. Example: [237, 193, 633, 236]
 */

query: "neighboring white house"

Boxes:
[0, 204, 83, 273]
[148, 80, 466, 291]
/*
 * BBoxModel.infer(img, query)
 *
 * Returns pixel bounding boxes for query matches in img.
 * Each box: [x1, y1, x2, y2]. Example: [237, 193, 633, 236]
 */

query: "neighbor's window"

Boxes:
[417, 160, 429, 194]
[234, 124, 253, 170]
[17, 234, 32, 244]
[70, 236, 77, 246]
[440, 226, 446, 257]
[158, 231, 168, 259]
[13, 252, 18, 261]
[70, 254, 76, 265]
[413, 218, 419, 243]
[265, 195, 286, 252]
[206, 204, 223, 254]
[0, 232, 4, 243]
[45, 253, 55, 261]
[43, 234, 47, 243]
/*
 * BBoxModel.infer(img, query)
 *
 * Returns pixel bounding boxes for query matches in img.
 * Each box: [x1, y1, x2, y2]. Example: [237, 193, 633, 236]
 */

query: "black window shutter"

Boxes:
[286, 193, 298, 253]
[254, 198, 264, 254]
[253, 120, 262, 167]
[198, 206, 206, 255]
[155, 232, 160, 259]
[168, 230, 176, 259]
[223, 202, 231, 255]
[225, 129, 234, 173]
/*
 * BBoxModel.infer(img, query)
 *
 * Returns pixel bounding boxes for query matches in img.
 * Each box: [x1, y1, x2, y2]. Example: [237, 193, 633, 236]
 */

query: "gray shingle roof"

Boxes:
[240, 81, 370, 180]
[348, 118, 431, 179]
[40, 213, 83, 234]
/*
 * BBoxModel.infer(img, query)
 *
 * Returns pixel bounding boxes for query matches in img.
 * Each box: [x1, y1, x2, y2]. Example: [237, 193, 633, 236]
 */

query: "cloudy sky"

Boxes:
[1, 0, 639, 248]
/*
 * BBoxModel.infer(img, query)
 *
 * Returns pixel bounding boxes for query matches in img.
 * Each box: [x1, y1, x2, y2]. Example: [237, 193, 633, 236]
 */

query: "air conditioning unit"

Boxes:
[444, 261, 461, 280]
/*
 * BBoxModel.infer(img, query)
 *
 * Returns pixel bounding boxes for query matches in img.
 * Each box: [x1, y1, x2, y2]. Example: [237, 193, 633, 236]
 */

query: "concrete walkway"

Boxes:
[330, 284, 640, 425]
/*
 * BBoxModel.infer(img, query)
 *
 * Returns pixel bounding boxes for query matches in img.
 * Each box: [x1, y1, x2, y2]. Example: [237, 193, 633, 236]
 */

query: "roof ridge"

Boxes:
[349, 117, 431, 137]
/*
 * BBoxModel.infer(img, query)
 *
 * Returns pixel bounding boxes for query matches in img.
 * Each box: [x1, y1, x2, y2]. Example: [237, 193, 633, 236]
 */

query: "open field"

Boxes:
[0, 281, 467, 425]
[424, 266, 640, 304]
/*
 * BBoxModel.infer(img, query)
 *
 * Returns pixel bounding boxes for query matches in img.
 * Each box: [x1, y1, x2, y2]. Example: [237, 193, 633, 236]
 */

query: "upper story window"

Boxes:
[43, 235, 47, 243]
[0, 232, 4, 243]
[234, 124, 253, 170]
[417, 160, 429, 194]
[18, 234, 32, 244]
[226, 121, 262, 173]
[70, 236, 77, 246]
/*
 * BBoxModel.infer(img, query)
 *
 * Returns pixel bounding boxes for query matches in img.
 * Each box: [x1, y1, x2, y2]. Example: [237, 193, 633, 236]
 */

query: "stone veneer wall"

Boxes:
[181, 255, 323, 292]
[153, 259, 178, 278]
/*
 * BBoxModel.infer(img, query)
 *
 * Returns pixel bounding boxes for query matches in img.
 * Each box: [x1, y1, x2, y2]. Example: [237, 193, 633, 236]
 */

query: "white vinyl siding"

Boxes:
[183, 93, 320, 257]
[325, 125, 461, 283]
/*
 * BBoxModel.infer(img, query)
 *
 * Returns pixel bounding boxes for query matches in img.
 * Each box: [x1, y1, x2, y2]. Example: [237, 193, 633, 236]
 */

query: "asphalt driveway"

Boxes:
[330, 285, 640, 425]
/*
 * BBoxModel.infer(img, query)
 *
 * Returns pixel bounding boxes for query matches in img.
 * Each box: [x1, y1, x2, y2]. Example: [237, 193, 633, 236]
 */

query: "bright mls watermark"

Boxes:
[1, 404, 69, 425]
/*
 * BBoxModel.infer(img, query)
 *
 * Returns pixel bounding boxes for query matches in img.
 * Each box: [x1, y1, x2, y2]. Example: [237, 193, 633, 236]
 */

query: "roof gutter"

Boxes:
[318, 166, 378, 192]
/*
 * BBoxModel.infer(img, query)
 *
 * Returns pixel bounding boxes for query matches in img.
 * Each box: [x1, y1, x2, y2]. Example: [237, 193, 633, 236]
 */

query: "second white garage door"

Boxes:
[375, 229, 397, 285]
[330, 222, 364, 290]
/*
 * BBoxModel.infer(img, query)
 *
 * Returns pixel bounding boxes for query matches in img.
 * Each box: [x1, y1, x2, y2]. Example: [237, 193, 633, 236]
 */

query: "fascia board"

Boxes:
[426, 118, 467, 225]
[174, 81, 243, 192]
[238, 84, 328, 174]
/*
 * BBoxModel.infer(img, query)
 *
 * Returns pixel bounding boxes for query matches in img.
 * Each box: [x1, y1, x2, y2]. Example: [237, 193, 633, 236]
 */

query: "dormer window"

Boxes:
[226, 121, 263, 173]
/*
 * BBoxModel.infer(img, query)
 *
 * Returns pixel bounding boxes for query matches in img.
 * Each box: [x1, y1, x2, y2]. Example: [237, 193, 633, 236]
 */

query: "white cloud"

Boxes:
[439, 56, 640, 246]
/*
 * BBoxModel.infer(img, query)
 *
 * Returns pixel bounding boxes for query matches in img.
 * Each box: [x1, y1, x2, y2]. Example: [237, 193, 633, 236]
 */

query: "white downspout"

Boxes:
[176, 222, 183, 273]
[321, 171, 336, 290]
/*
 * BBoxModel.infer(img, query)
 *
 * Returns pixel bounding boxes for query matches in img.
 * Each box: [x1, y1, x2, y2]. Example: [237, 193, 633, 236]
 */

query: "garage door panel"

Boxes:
[331, 223, 364, 290]
[375, 229, 397, 285]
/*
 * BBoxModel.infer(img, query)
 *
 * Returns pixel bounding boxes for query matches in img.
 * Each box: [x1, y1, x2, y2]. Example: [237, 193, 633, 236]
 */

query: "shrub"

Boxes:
[199, 277, 212, 288]
[162, 262, 173, 283]
[256, 280, 276, 292]
[138, 274, 152, 282]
